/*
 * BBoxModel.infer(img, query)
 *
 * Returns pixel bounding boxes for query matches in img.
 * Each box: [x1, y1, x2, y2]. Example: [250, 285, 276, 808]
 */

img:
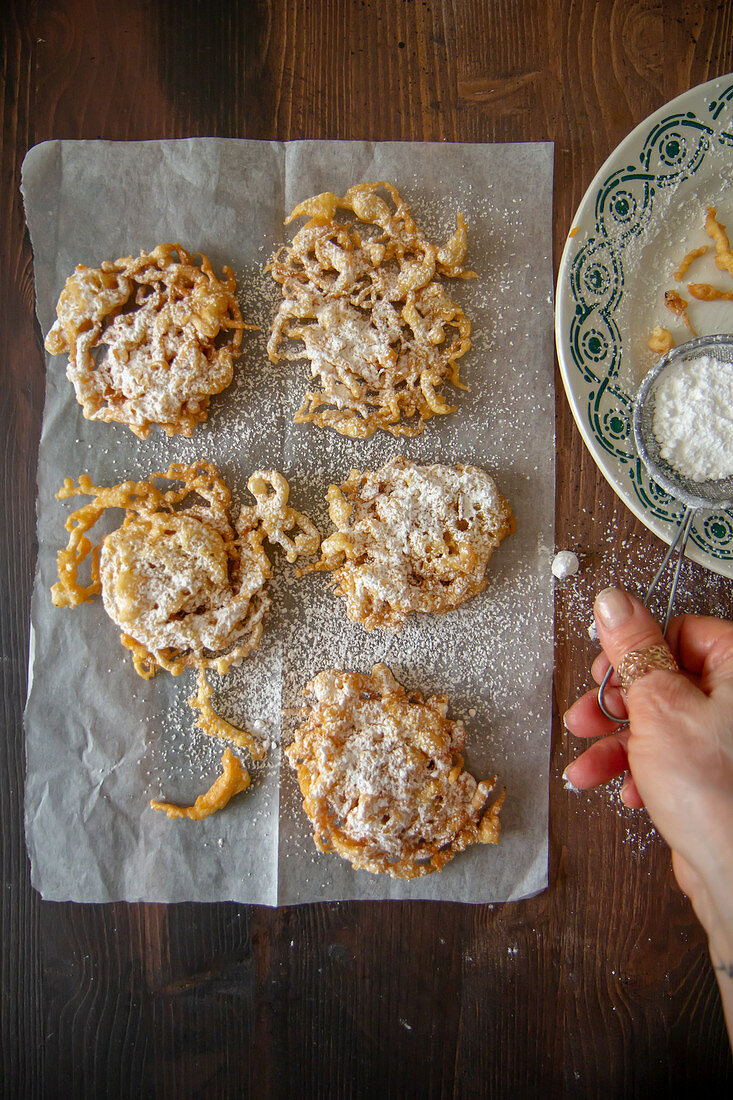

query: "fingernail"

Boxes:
[594, 588, 633, 630]
[562, 766, 579, 791]
[619, 788, 636, 808]
[562, 708, 576, 735]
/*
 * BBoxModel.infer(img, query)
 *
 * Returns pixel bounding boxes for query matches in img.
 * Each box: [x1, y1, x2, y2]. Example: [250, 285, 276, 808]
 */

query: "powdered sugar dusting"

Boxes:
[653, 353, 733, 481]
[285, 665, 498, 875]
[272, 146, 555, 902]
[24, 138, 555, 904]
[305, 456, 514, 631]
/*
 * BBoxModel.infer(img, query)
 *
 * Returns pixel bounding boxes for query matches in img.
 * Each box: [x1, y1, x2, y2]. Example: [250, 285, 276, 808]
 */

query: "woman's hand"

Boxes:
[564, 587, 733, 1040]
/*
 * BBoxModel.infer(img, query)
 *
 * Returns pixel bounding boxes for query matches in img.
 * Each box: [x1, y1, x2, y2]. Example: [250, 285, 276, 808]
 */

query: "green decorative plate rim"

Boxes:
[555, 74, 733, 579]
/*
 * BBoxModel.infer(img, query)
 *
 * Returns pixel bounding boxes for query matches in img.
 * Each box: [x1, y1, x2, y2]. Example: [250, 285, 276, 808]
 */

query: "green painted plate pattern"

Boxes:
[556, 75, 733, 577]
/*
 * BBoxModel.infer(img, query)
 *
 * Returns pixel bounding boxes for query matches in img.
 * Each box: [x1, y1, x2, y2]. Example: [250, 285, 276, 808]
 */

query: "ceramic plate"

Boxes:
[556, 74, 733, 577]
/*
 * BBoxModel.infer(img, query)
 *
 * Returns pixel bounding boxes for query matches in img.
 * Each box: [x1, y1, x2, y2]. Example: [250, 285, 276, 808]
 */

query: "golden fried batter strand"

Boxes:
[52, 462, 319, 799]
[705, 206, 733, 278]
[664, 289, 697, 335]
[243, 470, 320, 563]
[286, 664, 504, 878]
[648, 206, 733, 358]
[673, 245, 709, 281]
[45, 243, 250, 438]
[188, 668, 266, 759]
[268, 182, 475, 439]
[300, 456, 514, 631]
[648, 326, 675, 355]
[687, 282, 733, 302]
[150, 749, 251, 820]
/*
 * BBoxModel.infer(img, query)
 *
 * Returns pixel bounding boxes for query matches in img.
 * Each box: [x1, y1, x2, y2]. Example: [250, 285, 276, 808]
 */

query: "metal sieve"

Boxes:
[598, 333, 733, 724]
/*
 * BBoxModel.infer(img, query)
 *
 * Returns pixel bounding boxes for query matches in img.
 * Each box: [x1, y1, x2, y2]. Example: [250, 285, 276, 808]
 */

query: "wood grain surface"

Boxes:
[2, 1, 733, 1096]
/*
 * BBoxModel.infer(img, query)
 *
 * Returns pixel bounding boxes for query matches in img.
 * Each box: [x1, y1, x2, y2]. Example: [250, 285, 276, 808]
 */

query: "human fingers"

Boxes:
[590, 651, 615, 684]
[665, 613, 733, 672]
[593, 588, 673, 676]
[564, 685, 627, 738]
[669, 615, 733, 696]
[563, 730, 630, 789]
[590, 652, 680, 694]
[620, 773, 645, 809]
[591, 593, 730, 852]
[664, 615, 685, 662]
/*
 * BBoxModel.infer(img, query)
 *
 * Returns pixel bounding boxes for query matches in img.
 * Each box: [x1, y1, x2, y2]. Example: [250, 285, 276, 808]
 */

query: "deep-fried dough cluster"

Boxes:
[52, 463, 320, 795]
[53, 463, 319, 680]
[302, 456, 515, 631]
[45, 243, 247, 438]
[267, 182, 474, 438]
[286, 664, 504, 878]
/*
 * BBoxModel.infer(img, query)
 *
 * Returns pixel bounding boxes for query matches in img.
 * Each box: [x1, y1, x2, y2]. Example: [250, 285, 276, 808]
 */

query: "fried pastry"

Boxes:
[45, 243, 248, 438]
[286, 664, 504, 878]
[52, 462, 319, 775]
[648, 206, 733, 352]
[301, 456, 515, 631]
[53, 463, 319, 676]
[268, 182, 474, 438]
[151, 750, 251, 820]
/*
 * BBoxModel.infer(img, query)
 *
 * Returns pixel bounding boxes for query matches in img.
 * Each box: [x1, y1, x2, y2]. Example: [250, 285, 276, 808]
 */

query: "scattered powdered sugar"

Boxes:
[307, 456, 514, 631]
[26, 140, 556, 904]
[271, 154, 555, 900]
[653, 354, 733, 481]
[553, 490, 731, 649]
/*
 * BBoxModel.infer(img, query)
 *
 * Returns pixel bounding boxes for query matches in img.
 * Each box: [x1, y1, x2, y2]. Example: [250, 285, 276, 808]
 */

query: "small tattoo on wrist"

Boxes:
[714, 961, 733, 979]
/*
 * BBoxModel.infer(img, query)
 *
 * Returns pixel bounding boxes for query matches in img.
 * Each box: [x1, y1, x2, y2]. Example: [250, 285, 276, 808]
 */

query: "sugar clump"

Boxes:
[551, 550, 580, 580]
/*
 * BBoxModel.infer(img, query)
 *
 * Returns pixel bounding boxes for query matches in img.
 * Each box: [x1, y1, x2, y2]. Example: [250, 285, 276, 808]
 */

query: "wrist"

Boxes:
[678, 809, 733, 902]
[672, 847, 733, 943]
[707, 895, 733, 970]
[685, 866, 733, 956]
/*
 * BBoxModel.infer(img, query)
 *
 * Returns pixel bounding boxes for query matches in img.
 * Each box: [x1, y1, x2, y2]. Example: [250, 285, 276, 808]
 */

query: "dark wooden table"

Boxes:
[3, 2, 733, 1096]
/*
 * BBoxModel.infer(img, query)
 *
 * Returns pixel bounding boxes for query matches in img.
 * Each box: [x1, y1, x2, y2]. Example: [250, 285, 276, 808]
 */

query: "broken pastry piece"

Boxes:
[45, 243, 250, 438]
[673, 245, 709, 282]
[664, 289, 697, 336]
[687, 282, 733, 302]
[705, 205, 733, 278]
[53, 463, 319, 680]
[648, 326, 675, 355]
[52, 462, 319, 811]
[648, 206, 733, 352]
[286, 664, 504, 878]
[151, 749, 250, 820]
[268, 182, 474, 438]
[300, 456, 515, 631]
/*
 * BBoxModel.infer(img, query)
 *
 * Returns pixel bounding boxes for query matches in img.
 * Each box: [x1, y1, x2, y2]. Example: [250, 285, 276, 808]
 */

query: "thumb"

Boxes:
[593, 588, 673, 673]
[594, 588, 710, 737]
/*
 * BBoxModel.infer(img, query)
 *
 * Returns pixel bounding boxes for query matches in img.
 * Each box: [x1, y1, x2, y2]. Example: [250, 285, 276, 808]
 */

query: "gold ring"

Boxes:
[616, 644, 678, 693]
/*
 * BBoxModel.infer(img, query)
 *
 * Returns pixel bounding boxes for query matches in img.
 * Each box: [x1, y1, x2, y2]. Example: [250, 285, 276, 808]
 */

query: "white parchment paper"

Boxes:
[22, 138, 554, 904]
